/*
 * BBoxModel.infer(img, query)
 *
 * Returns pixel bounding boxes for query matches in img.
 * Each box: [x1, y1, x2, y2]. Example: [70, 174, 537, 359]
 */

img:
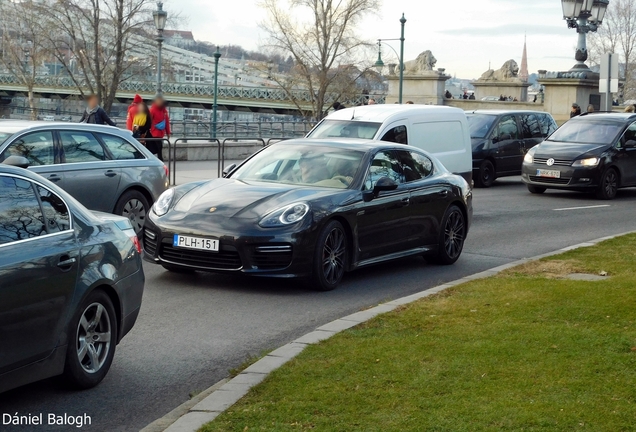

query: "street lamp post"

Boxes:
[153, 2, 167, 96]
[561, 0, 609, 71]
[212, 47, 221, 140]
[374, 14, 407, 104]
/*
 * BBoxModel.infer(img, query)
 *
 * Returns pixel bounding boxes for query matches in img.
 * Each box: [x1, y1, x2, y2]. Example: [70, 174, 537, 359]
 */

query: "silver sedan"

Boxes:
[0, 121, 168, 232]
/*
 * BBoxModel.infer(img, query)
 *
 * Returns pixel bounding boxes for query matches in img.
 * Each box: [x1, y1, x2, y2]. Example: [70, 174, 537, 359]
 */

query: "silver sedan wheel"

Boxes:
[76, 302, 112, 374]
[122, 198, 146, 232]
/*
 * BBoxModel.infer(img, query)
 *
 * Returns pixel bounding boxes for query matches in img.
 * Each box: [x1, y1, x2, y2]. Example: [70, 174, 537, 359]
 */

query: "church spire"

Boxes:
[520, 34, 529, 82]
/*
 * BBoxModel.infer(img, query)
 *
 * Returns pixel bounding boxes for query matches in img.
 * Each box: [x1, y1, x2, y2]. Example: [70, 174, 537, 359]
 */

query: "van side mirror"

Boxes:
[625, 140, 636, 149]
[222, 163, 237, 178]
[2, 155, 30, 168]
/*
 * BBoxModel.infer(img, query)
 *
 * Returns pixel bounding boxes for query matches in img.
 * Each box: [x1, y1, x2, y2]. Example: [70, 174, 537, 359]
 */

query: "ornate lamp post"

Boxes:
[561, 0, 609, 71]
[374, 13, 406, 104]
[153, 2, 168, 95]
[212, 47, 221, 139]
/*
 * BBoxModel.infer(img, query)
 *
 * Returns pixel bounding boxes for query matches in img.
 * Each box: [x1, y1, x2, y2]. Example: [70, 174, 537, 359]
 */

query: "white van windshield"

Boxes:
[308, 120, 381, 139]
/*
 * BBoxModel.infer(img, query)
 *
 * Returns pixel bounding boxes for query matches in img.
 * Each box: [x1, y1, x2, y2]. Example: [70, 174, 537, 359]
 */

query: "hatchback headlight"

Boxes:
[523, 146, 537, 164]
[153, 188, 174, 216]
[572, 157, 600, 167]
[259, 202, 310, 228]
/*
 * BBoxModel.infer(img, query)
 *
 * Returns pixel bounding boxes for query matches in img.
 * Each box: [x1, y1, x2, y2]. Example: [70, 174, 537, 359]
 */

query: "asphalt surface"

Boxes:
[2, 170, 636, 431]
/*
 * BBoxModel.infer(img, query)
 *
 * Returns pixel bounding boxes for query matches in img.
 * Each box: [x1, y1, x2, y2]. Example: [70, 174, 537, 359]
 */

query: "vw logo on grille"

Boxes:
[546, 158, 555, 166]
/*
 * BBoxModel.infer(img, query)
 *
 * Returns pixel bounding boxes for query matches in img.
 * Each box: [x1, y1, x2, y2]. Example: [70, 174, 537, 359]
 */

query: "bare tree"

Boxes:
[0, 0, 49, 119]
[39, 0, 156, 112]
[260, 0, 380, 119]
[589, 0, 636, 99]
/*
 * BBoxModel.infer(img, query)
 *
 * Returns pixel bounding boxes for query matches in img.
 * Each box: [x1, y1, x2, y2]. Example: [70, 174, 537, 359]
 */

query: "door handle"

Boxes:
[48, 174, 61, 182]
[400, 197, 410, 205]
[57, 256, 76, 269]
[438, 190, 449, 197]
[104, 170, 117, 178]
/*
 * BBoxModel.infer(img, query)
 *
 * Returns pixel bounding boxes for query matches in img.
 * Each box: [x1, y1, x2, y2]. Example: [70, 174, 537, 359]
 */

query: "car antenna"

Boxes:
[351, 109, 355, 120]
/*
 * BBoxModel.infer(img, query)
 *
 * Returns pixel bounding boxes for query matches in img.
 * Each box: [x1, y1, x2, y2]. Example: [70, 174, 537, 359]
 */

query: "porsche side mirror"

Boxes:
[373, 177, 399, 194]
[624, 140, 636, 149]
[2, 155, 30, 168]
[222, 163, 237, 178]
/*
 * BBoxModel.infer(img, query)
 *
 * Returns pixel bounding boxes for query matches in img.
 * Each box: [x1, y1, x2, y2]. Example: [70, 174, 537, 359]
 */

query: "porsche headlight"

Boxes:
[572, 157, 600, 167]
[523, 146, 537, 164]
[153, 188, 174, 216]
[259, 202, 310, 228]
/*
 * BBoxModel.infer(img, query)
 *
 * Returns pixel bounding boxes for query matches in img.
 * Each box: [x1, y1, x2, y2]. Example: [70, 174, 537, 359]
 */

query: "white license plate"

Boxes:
[173, 234, 219, 252]
[536, 169, 561, 179]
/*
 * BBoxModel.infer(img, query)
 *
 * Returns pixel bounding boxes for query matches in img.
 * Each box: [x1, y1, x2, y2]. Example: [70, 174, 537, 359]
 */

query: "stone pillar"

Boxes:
[386, 72, 451, 105]
[538, 71, 601, 124]
[472, 81, 531, 102]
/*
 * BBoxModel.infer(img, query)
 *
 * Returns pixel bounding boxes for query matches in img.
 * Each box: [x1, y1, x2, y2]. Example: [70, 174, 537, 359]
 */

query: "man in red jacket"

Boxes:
[126, 94, 143, 131]
[149, 96, 171, 161]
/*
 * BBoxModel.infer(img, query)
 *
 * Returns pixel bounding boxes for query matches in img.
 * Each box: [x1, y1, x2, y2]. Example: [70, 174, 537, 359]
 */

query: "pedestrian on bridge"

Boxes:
[149, 96, 171, 161]
[126, 94, 144, 131]
[79, 94, 116, 126]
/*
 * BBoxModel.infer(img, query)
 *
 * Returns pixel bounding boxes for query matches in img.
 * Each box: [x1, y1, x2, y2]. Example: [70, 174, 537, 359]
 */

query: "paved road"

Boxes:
[2, 175, 636, 432]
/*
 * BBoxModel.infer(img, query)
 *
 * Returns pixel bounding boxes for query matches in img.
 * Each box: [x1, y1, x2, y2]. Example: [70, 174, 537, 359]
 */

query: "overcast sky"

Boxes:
[169, 0, 578, 79]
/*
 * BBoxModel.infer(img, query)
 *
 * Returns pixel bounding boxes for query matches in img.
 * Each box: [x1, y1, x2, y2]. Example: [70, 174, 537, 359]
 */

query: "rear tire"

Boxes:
[474, 160, 495, 188]
[527, 185, 547, 194]
[162, 264, 196, 273]
[311, 220, 348, 291]
[114, 190, 150, 234]
[63, 290, 117, 390]
[432, 205, 466, 265]
[596, 168, 618, 200]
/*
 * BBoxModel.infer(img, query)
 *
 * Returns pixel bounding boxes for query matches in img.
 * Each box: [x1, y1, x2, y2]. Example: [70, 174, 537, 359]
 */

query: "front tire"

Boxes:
[527, 185, 547, 194]
[63, 290, 117, 389]
[312, 220, 347, 291]
[114, 190, 150, 234]
[596, 168, 618, 200]
[433, 205, 466, 265]
[474, 160, 495, 188]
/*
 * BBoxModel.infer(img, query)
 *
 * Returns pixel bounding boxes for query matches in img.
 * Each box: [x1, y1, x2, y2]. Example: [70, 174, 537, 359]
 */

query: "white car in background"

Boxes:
[42, 115, 56, 121]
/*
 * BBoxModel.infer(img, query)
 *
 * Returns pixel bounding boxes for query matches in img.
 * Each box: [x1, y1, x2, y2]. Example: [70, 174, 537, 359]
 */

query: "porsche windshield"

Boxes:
[547, 120, 623, 145]
[232, 145, 365, 189]
[307, 120, 381, 139]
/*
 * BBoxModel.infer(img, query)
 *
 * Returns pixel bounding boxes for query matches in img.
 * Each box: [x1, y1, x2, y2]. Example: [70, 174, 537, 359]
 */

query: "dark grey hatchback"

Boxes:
[0, 164, 145, 393]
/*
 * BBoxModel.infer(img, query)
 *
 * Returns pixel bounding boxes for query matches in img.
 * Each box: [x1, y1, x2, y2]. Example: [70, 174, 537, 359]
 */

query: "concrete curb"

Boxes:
[156, 231, 636, 432]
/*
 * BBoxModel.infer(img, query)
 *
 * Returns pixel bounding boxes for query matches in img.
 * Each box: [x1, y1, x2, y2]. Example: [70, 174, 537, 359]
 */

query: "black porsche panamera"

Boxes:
[143, 139, 473, 291]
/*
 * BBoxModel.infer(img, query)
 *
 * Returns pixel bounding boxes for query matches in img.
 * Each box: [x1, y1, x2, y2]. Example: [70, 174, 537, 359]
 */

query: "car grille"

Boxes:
[249, 245, 293, 270]
[533, 157, 573, 166]
[529, 176, 571, 185]
[160, 244, 242, 270]
[143, 229, 158, 256]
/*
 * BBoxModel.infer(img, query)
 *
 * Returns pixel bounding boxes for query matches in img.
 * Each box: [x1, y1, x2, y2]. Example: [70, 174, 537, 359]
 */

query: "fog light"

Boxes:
[580, 178, 590, 182]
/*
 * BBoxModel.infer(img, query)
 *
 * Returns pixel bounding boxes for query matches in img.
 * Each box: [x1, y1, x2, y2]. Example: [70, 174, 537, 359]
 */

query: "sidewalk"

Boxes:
[173, 160, 244, 185]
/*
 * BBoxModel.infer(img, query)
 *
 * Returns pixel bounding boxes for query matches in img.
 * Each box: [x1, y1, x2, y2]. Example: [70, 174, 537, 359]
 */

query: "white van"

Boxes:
[306, 105, 472, 183]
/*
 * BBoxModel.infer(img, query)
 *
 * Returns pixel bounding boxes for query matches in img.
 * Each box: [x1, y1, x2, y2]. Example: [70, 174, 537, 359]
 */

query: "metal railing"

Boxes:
[0, 73, 386, 106]
[171, 120, 313, 139]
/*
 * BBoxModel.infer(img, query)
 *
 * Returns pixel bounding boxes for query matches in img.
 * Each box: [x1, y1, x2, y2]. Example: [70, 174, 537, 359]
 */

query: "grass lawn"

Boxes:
[200, 235, 636, 431]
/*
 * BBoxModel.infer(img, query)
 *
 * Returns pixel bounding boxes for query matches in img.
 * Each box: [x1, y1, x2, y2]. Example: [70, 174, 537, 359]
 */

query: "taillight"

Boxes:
[131, 235, 142, 254]
[163, 165, 169, 178]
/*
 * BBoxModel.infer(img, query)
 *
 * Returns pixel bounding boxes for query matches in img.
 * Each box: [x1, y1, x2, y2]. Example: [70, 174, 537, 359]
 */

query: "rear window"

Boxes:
[548, 120, 624, 145]
[308, 120, 381, 140]
[466, 114, 497, 139]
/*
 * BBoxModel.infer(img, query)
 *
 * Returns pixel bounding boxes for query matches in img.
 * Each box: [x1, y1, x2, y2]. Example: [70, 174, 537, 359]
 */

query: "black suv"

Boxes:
[522, 113, 636, 200]
[467, 110, 558, 187]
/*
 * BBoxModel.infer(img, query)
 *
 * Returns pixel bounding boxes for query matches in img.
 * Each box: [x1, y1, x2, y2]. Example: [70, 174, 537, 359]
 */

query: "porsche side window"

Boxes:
[398, 151, 433, 181]
[380, 125, 408, 145]
[364, 151, 404, 190]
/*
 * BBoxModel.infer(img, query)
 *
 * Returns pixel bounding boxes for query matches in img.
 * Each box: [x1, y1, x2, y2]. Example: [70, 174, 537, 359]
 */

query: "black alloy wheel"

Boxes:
[527, 185, 547, 194]
[63, 290, 118, 389]
[434, 205, 466, 265]
[596, 168, 618, 200]
[312, 220, 347, 291]
[475, 160, 495, 188]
